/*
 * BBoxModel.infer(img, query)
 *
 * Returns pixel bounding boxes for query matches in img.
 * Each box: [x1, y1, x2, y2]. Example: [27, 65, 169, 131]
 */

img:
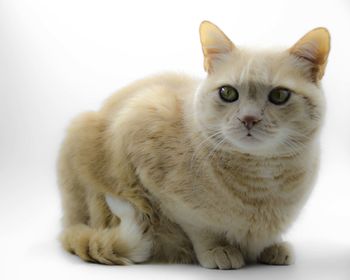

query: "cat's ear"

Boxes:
[199, 21, 235, 73]
[289, 27, 331, 81]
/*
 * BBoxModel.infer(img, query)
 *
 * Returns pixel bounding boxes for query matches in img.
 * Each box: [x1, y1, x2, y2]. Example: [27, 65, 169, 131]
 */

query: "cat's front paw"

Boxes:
[258, 242, 294, 265]
[197, 245, 245, 269]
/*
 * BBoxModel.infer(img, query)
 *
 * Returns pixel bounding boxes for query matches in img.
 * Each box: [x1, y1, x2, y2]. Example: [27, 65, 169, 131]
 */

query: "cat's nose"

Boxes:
[239, 115, 261, 130]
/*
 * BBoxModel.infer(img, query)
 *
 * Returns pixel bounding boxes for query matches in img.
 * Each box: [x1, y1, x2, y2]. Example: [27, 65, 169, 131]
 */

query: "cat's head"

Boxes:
[194, 21, 330, 157]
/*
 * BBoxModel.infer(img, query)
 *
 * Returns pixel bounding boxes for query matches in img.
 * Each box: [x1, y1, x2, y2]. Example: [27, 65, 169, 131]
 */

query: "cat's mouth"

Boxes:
[245, 131, 256, 138]
[242, 131, 260, 142]
[225, 129, 264, 147]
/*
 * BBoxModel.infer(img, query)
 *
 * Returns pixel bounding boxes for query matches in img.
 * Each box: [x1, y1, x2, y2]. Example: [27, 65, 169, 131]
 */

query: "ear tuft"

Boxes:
[199, 21, 234, 73]
[289, 27, 331, 81]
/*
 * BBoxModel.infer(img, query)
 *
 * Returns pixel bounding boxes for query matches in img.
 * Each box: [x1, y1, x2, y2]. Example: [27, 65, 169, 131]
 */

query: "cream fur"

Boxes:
[105, 195, 152, 262]
[57, 21, 330, 269]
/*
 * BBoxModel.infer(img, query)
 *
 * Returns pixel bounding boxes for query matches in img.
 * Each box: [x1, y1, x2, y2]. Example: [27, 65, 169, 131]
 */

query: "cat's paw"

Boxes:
[197, 245, 245, 269]
[258, 242, 294, 265]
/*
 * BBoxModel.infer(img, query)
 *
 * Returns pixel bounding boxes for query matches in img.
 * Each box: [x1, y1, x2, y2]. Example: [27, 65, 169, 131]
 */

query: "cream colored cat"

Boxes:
[57, 21, 330, 269]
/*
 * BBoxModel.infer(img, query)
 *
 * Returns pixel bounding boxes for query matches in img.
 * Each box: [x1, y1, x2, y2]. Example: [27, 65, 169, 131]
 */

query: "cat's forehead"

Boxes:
[237, 81, 271, 98]
[233, 49, 288, 83]
[207, 47, 311, 96]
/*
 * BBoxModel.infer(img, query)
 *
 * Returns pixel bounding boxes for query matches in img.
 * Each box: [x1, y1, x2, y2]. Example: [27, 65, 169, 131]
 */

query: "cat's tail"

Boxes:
[60, 196, 153, 265]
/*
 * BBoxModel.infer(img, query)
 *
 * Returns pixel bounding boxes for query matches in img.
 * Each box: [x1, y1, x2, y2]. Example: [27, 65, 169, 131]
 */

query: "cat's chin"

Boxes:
[228, 135, 278, 156]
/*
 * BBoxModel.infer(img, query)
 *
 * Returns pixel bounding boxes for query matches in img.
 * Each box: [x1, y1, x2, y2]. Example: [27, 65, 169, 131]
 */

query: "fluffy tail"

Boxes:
[60, 195, 153, 265]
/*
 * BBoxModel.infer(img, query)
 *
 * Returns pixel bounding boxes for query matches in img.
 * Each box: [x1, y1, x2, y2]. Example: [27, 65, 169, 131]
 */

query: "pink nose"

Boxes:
[240, 116, 261, 130]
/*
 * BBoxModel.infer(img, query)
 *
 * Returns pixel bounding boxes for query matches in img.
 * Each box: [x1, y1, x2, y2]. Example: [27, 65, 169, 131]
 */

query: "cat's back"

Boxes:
[59, 72, 198, 189]
[100, 72, 199, 119]
[60, 73, 199, 171]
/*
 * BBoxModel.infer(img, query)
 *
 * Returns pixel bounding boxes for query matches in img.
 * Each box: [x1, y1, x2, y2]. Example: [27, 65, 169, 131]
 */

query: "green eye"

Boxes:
[218, 86, 239, 103]
[268, 87, 292, 105]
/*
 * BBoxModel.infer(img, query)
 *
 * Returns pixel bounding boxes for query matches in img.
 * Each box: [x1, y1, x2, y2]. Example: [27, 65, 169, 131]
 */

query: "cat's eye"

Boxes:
[218, 86, 239, 103]
[268, 87, 292, 105]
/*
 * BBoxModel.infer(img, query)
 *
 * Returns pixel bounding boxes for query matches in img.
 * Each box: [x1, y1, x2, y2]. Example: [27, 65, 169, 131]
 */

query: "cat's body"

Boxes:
[58, 22, 330, 269]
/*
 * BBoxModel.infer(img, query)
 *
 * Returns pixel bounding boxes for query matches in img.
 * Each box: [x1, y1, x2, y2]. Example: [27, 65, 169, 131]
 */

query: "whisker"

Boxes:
[190, 130, 222, 171]
[193, 136, 226, 177]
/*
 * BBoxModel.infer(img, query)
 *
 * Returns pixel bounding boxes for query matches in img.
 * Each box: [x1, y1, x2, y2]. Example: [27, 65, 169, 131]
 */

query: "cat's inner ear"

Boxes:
[199, 21, 235, 73]
[289, 27, 331, 81]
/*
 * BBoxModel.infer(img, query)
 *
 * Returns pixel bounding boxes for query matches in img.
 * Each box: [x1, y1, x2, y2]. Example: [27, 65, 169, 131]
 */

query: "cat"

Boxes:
[57, 21, 330, 269]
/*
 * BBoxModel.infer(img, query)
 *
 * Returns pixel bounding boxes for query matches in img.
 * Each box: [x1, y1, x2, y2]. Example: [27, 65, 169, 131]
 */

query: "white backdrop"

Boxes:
[1, 0, 349, 279]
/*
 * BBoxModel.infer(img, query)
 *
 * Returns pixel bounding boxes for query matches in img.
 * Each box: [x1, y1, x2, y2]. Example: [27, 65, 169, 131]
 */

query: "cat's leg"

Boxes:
[60, 194, 153, 265]
[258, 242, 294, 265]
[57, 149, 89, 227]
[182, 225, 245, 269]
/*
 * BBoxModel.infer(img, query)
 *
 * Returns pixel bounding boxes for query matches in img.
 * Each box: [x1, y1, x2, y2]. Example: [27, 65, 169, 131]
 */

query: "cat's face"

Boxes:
[194, 21, 330, 156]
